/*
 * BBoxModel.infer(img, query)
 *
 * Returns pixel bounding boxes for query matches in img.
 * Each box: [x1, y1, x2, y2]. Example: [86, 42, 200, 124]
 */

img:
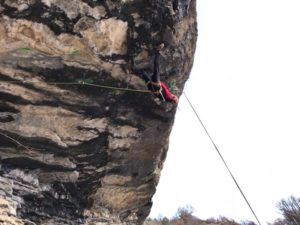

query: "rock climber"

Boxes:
[143, 43, 179, 104]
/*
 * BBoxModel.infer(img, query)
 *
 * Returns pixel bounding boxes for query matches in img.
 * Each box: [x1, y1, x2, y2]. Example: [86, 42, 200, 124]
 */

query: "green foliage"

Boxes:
[19, 47, 30, 52]
[169, 80, 177, 90]
[82, 78, 94, 84]
[112, 89, 122, 95]
[69, 47, 79, 57]
[140, 79, 147, 85]
[161, 217, 170, 225]
[76, 78, 94, 84]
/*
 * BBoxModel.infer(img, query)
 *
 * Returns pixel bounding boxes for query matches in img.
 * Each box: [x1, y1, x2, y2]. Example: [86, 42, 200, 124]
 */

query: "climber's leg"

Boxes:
[152, 52, 160, 83]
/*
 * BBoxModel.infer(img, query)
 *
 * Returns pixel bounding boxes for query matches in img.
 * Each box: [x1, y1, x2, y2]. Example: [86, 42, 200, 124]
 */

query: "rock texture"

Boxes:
[0, 0, 197, 224]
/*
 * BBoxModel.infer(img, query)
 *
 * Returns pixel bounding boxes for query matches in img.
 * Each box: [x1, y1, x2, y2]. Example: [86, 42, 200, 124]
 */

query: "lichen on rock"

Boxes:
[0, 0, 197, 224]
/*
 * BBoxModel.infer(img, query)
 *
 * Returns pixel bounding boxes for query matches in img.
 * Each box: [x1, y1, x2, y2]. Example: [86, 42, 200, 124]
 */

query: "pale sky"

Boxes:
[150, 0, 300, 224]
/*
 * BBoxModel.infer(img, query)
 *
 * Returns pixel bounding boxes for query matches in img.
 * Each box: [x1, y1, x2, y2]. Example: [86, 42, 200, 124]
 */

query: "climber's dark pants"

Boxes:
[142, 52, 160, 84]
[142, 52, 161, 93]
[152, 51, 160, 83]
[172, 0, 178, 11]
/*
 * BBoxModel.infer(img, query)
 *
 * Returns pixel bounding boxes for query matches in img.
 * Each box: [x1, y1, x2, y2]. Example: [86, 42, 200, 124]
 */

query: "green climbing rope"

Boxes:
[0, 80, 151, 94]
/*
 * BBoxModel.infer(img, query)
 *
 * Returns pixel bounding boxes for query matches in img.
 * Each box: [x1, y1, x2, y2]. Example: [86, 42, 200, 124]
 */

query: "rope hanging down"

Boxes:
[183, 92, 262, 225]
[0, 80, 151, 93]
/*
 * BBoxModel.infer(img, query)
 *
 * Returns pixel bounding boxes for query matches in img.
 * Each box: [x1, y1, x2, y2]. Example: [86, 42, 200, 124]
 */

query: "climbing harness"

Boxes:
[146, 81, 166, 101]
[183, 92, 262, 225]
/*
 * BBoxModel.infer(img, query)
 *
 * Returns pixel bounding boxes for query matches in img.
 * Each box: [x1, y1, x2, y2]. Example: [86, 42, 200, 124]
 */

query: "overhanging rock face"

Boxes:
[0, 1, 197, 224]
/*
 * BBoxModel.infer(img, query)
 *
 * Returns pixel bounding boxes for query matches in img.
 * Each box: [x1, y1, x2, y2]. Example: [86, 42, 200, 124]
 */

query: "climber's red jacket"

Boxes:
[147, 81, 178, 104]
[160, 81, 174, 102]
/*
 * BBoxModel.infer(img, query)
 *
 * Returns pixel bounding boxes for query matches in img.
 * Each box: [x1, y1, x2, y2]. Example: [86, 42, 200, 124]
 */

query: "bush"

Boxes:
[277, 196, 300, 225]
[174, 205, 194, 220]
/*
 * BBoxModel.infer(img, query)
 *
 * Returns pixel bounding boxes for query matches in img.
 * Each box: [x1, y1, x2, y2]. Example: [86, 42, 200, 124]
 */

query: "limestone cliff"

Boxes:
[0, 0, 197, 224]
